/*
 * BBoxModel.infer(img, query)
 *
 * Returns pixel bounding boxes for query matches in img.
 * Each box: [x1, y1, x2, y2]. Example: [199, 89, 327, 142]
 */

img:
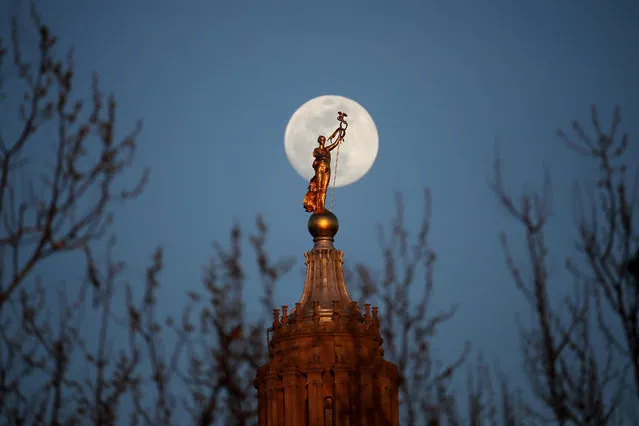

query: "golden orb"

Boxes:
[308, 210, 339, 240]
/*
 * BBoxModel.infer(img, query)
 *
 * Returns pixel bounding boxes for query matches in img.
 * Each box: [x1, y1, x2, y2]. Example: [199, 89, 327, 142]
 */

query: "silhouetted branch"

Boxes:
[353, 189, 470, 426]
[491, 106, 636, 425]
[561, 106, 639, 404]
[0, 2, 148, 307]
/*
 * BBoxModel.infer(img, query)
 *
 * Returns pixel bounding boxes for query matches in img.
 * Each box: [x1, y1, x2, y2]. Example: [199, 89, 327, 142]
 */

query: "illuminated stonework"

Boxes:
[255, 213, 399, 425]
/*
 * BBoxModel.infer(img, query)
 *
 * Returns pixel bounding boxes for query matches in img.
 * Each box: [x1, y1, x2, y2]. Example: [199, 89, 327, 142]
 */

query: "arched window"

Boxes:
[324, 397, 334, 426]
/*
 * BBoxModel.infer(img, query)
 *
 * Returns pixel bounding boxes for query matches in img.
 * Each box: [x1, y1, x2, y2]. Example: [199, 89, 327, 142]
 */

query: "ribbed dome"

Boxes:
[297, 248, 352, 317]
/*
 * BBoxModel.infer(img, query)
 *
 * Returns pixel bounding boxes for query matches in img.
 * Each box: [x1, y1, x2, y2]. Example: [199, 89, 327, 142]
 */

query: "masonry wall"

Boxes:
[255, 302, 399, 426]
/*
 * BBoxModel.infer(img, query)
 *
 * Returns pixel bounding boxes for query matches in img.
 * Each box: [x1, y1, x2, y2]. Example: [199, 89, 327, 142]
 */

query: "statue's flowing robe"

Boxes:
[303, 147, 331, 213]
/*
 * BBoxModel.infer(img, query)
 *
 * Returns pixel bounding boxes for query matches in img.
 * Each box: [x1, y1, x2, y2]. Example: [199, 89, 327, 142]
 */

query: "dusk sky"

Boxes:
[2, 0, 638, 415]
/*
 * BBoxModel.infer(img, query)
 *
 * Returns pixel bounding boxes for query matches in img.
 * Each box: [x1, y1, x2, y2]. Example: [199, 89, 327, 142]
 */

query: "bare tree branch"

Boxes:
[0, 2, 148, 307]
[491, 105, 636, 425]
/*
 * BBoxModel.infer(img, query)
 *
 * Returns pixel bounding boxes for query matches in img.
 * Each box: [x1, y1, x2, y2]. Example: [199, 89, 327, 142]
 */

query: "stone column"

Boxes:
[375, 374, 393, 425]
[256, 379, 267, 426]
[276, 381, 284, 425]
[299, 374, 308, 424]
[333, 369, 350, 426]
[265, 375, 280, 426]
[360, 369, 374, 424]
[307, 368, 323, 426]
[282, 368, 301, 425]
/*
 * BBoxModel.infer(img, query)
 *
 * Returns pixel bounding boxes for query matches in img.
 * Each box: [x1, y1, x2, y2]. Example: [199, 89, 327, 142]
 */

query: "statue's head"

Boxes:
[317, 135, 326, 146]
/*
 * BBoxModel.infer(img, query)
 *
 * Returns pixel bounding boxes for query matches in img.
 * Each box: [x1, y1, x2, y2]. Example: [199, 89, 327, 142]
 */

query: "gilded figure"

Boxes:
[303, 112, 348, 213]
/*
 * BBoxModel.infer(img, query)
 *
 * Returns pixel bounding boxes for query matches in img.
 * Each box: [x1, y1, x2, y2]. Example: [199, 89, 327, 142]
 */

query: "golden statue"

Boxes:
[303, 112, 348, 213]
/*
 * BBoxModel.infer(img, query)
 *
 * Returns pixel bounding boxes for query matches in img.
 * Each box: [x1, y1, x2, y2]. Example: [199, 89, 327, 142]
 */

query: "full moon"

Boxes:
[284, 95, 379, 188]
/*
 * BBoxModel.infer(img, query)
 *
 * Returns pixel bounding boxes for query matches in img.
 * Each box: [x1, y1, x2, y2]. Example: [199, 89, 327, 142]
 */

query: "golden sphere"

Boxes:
[308, 210, 339, 240]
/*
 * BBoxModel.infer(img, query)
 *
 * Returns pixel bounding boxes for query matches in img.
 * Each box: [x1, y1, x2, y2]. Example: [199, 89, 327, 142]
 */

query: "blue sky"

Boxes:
[2, 0, 638, 412]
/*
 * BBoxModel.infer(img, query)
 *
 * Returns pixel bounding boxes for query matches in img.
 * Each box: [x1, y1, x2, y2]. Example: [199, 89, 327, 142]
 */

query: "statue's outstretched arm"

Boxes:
[327, 128, 344, 151]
